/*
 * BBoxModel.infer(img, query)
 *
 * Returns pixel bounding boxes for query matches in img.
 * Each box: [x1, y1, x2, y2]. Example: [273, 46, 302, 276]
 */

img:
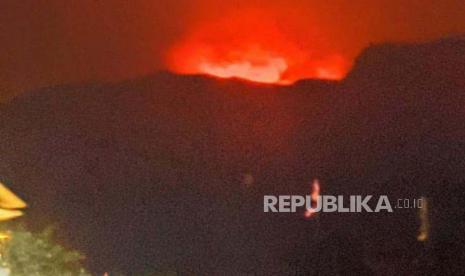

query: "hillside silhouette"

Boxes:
[0, 37, 464, 274]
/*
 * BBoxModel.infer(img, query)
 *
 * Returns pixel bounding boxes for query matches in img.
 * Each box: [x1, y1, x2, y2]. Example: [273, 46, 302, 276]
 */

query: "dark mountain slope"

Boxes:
[0, 37, 464, 274]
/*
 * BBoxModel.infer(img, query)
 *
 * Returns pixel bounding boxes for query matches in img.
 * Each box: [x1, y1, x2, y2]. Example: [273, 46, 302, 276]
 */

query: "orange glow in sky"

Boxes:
[167, 10, 349, 85]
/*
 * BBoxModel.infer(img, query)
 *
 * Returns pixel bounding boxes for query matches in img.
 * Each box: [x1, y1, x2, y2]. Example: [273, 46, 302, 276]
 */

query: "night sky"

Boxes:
[1, 0, 465, 100]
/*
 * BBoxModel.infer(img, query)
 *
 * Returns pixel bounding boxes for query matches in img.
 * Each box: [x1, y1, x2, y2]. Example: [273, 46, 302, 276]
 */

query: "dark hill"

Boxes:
[0, 37, 464, 274]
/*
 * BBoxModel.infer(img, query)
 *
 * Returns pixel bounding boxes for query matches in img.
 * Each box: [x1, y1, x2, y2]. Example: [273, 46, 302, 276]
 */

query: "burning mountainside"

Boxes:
[167, 10, 349, 84]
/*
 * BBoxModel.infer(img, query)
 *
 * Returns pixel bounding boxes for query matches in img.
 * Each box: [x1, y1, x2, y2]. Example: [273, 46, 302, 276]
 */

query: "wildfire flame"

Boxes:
[167, 10, 348, 84]
[199, 56, 288, 84]
[304, 179, 320, 218]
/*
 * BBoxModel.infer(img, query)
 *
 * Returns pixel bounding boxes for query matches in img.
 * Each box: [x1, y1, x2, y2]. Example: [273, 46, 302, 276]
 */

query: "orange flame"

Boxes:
[167, 10, 349, 84]
[304, 179, 320, 218]
[199, 56, 288, 84]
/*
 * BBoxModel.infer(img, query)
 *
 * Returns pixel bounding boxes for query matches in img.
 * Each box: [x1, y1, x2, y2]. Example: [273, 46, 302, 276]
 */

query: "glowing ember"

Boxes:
[167, 10, 349, 84]
[417, 197, 429, 242]
[304, 179, 321, 218]
[304, 208, 317, 218]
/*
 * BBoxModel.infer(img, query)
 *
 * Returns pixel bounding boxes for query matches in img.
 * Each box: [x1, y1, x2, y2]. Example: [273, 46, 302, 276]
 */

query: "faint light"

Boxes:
[0, 232, 10, 241]
[0, 182, 27, 221]
[304, 208, 316, 218]
[417, 197, 429, 242]
[305, 179, 320, 218]
[242, 173, 254, 187]
[0, 183, 27, 210]
[316, 67, 341, 80]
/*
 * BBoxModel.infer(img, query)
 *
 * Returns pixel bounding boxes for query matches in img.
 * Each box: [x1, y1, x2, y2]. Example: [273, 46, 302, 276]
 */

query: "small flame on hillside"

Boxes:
[305, 179, 321, 218]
